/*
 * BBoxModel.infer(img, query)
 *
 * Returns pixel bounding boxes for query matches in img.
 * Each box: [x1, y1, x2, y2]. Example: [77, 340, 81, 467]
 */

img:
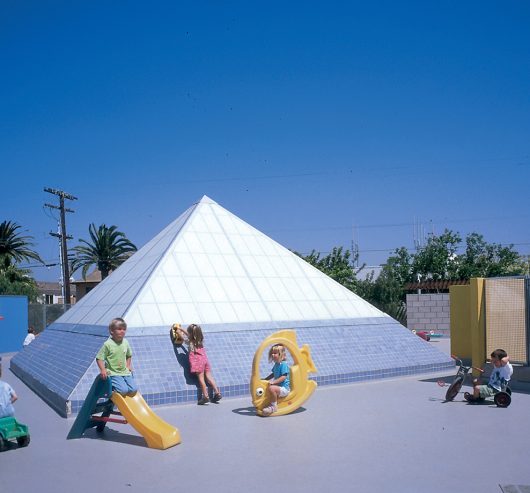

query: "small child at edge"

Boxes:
[0, 362, 18, 418]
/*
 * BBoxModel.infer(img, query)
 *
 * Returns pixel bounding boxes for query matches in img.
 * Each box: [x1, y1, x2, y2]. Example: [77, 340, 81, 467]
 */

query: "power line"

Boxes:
[298, 240, 530, 258]
[172, 154, 530, 185]
[21, 262, 61, 269]
[270, 214, 530, 234]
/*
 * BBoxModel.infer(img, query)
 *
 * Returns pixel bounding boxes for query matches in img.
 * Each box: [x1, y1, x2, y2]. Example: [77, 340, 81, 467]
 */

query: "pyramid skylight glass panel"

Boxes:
[134, 196, 381, 325]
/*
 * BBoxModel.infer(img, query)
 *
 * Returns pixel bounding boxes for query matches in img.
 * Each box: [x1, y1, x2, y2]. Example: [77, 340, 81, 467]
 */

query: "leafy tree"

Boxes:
[457, 233, 524, 278]
[294, 228, 526, 326]
[0, 264, 40, 301]
[521, 255, 530, 276]
[0, 220, 43, 269]
[295, 246, 407, 321]
[354, 270, 377, 303]
[382, 247, 415, 290]
[368, 247, 415, 324]
[71, 223, 137, 280]
[295, 246, 360, 292]
[372, 248, 413, 303]
[412, 229, 461, 281]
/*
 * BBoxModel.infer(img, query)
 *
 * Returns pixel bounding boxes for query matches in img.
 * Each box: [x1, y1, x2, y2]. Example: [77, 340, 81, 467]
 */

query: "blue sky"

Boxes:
[1, 1, 529, 283]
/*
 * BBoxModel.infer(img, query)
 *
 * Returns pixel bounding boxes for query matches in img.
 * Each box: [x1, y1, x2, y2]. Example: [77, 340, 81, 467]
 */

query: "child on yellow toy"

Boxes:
[262, 344, 291, 416]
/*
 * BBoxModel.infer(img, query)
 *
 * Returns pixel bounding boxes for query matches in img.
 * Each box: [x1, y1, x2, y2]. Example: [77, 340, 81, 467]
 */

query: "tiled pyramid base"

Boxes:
[11, 318, 453, 417]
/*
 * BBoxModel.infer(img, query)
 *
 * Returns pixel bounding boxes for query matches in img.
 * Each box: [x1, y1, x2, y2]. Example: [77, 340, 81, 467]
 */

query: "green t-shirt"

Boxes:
[96, 338, 132, 376]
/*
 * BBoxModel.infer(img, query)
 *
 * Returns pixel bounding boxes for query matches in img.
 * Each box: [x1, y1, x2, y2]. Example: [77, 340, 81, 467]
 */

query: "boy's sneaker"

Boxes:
[197, 396, 209, 405]
[464, 392, 483, 403]
[212, 392, 222, 403]
[262, 403, 278, 416]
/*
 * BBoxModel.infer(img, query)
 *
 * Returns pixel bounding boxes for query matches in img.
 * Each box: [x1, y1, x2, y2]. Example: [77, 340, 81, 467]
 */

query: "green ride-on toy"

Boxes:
[0, 416, 30, 451]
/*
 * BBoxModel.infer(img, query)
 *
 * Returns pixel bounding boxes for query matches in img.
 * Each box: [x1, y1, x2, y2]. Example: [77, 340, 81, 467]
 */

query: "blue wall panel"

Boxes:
[0, 296, 28, 353]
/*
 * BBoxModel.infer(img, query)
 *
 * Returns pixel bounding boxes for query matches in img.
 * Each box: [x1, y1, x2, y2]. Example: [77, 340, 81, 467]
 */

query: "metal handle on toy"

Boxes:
[451, 354, 484, 373]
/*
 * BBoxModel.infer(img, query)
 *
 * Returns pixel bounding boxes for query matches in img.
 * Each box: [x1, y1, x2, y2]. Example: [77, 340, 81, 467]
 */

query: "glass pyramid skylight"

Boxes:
[59, 196, 386, 328]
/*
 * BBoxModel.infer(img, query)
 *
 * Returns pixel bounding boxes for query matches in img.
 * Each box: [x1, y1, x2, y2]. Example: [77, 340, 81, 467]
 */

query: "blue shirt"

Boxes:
[272, 361, 290, 390]
[0, 380, 15, 418]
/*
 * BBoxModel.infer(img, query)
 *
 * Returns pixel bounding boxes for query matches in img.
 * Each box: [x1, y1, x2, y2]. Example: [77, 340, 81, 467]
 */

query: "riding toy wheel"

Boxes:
[16, 435, 30, 447]
[494, 391, 511, 408]
[445, 377, 463, 401]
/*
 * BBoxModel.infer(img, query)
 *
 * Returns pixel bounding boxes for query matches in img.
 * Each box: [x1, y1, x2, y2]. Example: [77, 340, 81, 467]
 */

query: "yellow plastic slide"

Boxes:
[111, 392, 181, 449]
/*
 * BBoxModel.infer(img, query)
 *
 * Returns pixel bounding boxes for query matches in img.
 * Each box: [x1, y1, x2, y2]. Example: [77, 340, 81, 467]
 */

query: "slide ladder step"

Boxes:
[91, 415, 128, 425]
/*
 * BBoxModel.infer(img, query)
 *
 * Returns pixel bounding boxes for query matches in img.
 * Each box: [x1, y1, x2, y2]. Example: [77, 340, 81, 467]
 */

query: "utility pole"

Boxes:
[44, 187, 77, 304]
[413, 217, 425, 251]
[351, 225, 360, 268]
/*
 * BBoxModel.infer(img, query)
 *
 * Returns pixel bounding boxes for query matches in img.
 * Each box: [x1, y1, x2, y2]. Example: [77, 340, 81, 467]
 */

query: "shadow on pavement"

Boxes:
[420, 375, 460, 385]
[232, 406, 258, 416]
[231, 406, 307, 417]
[78, 427, 148, 447]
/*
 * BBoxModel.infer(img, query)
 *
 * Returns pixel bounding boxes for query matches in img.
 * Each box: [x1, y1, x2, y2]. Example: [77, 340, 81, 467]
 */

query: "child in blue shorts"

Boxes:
[96, 318, 138, 396]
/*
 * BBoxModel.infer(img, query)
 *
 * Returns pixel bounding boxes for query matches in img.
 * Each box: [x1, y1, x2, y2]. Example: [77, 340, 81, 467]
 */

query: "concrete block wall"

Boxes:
[406, 293, 450, 336]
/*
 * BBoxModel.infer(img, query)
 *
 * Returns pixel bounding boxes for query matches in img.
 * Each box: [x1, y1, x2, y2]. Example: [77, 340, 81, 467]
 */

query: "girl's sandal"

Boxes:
[212, 392, 222, 403]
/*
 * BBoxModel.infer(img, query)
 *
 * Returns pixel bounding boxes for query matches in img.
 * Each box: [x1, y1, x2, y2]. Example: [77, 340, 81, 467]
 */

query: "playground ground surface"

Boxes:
[1, 339, 529, 493]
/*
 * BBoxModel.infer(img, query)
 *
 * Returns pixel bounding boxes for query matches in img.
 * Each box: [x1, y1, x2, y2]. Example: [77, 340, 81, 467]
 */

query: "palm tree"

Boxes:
[0, 220, 43, 270]
[71, 223, 137, 280]
[0, 263, 40, 300]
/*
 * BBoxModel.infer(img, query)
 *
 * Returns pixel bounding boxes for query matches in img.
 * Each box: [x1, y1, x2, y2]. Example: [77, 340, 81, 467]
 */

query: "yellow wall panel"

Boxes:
[485, 278, 527, 363]
[449, 285, 472, 359]
[469, 278, 486, 370]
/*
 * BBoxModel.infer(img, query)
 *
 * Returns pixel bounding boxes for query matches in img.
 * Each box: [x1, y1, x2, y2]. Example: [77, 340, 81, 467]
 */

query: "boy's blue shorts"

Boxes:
[110, 375, 138, 395]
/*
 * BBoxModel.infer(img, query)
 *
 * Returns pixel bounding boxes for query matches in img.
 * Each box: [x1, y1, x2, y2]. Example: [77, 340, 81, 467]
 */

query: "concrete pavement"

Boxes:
[1, 339, 529, 493]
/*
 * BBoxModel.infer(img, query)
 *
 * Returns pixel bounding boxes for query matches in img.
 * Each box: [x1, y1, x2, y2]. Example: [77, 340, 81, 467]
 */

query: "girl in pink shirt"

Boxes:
[172, 323, 222, 405]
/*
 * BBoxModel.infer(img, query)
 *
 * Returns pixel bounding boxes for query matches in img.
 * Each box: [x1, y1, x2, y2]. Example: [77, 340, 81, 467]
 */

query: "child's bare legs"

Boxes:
[196, 372, 209, 403]
[465, 379, 484, 402]
[205, 370, 220, 395]
[471, 376, 483, 399]
[263, 384, 281, 415]
[267, 384, 281, 403]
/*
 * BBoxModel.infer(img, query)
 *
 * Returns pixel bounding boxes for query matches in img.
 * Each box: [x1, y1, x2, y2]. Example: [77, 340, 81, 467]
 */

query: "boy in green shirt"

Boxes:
[96, 318, 138, 396]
